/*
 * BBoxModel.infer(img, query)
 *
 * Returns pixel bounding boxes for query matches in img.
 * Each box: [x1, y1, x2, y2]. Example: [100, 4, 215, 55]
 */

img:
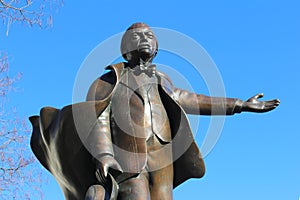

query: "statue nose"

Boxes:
[140, 33, 148, 41]
[140, 37, 148, 44]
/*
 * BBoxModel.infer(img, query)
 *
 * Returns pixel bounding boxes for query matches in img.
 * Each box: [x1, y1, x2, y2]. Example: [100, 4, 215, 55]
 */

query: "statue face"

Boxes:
[125, 27, 157, 61]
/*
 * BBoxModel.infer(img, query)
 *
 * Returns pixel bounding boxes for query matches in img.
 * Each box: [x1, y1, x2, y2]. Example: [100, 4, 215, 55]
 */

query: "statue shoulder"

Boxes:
[86, 70, 116, 101]
[105, 62, 125, 78]
[86, 62, 126, 101]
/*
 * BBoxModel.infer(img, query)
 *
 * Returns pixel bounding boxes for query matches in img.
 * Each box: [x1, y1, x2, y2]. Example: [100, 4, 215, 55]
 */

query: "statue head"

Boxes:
[121, 22, 158, 62]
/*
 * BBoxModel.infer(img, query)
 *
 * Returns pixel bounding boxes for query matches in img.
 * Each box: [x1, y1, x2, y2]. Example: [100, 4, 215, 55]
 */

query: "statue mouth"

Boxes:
[138, 43, 151, 50]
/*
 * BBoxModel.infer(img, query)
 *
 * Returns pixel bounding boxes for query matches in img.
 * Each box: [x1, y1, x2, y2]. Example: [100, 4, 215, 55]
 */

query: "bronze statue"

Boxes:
[29, 22, 280, 200]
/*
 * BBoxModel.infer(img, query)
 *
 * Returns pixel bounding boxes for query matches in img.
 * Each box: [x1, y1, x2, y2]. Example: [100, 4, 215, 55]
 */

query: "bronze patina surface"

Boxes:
[30, 23, 280, 200]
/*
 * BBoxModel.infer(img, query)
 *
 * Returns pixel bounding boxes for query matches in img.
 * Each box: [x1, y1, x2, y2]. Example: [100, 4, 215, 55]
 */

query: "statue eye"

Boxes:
[146, 32, 154, 39]
[131, 33, 139, 40]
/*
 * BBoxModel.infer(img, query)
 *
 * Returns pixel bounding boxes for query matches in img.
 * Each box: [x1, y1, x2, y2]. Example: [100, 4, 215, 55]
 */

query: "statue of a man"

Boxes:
[84, 22, 280, 199]
[30, 22, 279, 200]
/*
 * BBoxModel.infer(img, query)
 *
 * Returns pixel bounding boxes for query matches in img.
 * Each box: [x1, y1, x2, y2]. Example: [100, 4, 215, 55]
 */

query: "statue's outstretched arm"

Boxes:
[172, 89, 279, 115]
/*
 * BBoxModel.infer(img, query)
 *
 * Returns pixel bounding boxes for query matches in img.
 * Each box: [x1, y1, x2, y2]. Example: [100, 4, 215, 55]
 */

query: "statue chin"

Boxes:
[137, 50, 155, 61]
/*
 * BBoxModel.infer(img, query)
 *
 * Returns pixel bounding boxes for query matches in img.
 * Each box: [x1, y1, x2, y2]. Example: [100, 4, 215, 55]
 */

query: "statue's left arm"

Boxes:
[172, 88, 280, 115]
[172, 88, 242, 115]
[157, 72, 280, 115]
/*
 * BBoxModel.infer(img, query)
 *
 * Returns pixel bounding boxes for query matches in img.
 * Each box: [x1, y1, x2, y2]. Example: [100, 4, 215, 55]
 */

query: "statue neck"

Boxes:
[128, 58, 152, 69]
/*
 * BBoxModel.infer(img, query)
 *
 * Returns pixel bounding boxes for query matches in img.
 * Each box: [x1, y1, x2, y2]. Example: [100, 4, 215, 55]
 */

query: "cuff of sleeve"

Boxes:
[233, 99, 244, 114]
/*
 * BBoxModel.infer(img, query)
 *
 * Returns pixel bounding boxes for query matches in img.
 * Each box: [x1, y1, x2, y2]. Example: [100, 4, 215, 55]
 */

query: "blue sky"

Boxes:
[1, 0, 299, 199]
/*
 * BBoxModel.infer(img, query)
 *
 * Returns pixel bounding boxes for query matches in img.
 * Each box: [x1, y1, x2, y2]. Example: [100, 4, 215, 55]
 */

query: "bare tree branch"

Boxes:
[0, 52, 44, 199]
[0, 1, 63, 197]
[0, 0, 63, 35]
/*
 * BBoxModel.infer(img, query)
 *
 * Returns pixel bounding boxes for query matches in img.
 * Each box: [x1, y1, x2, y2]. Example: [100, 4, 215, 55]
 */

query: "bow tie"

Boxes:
[133, 64, 156, 77]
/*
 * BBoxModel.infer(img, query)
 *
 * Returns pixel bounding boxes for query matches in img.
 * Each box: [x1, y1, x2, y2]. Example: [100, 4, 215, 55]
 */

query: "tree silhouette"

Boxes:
[0, 0, 63, 35]
[0, 1, 63, 198]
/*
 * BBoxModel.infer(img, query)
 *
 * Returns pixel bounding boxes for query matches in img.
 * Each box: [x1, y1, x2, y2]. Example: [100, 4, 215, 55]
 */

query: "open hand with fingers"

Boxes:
[242, 93, 280, 113]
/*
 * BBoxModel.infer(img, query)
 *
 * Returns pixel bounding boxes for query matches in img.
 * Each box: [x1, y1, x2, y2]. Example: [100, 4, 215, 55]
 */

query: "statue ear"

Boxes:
[154, 49, 158, 57]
